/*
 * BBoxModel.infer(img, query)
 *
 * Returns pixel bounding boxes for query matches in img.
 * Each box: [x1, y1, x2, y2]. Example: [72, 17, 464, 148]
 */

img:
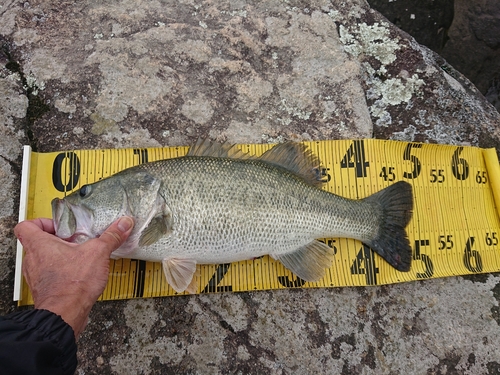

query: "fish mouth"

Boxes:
[51, 198, 94, 243]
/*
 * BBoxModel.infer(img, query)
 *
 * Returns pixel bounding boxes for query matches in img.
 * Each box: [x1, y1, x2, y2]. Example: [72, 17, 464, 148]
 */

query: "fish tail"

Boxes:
[363, 181, 413, 272]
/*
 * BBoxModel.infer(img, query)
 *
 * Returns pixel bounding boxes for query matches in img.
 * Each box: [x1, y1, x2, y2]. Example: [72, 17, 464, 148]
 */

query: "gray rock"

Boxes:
[440, 0, 500, 110]
[1, 0, 500, 374]
[0, 43, 27, 313]
[366, 0, 454, 52]
[368, 0, 500, 112]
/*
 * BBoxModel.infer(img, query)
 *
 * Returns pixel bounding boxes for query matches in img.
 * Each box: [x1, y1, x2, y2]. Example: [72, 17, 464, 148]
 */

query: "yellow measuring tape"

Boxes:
[14, 139, 500, 305]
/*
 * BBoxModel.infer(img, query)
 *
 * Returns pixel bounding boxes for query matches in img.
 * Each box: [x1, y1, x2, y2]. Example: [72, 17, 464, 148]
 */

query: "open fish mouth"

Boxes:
[51, 198, 94, 243]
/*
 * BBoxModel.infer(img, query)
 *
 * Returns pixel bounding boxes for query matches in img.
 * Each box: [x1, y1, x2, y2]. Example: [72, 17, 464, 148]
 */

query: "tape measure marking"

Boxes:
[14, 140, 500, 304]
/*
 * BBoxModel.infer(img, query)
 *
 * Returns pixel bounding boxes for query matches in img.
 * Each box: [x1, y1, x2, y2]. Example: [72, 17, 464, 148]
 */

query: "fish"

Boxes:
[51, 140, 413, 293]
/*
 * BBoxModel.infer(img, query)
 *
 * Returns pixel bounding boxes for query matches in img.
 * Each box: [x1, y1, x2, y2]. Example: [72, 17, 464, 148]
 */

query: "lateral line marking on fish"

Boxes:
[14, 139, 500, 304]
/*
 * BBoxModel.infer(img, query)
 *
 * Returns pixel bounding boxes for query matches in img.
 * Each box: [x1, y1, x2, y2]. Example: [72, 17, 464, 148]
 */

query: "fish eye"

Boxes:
[79, 184, 91, 198]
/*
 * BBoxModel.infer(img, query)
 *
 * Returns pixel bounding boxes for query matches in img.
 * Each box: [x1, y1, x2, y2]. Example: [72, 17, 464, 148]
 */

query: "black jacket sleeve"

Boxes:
[0, 309, 77, 375]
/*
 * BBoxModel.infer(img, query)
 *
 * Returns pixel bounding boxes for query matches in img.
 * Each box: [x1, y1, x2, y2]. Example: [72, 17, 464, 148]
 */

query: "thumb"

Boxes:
[14, 219, 56, 248]
[94, 216, 135, 256]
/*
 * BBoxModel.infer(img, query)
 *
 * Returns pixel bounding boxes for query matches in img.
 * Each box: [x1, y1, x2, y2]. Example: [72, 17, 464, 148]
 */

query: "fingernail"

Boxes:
[117, 217, 134, 232]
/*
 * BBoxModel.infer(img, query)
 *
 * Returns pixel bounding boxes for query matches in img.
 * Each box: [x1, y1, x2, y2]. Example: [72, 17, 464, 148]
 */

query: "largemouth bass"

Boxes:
[52, 140, 413, 293]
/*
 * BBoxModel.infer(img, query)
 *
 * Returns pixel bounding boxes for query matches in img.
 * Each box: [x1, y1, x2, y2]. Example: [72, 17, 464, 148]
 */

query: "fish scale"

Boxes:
[139, 157, 337, 261]
[51, 140, 413, 293]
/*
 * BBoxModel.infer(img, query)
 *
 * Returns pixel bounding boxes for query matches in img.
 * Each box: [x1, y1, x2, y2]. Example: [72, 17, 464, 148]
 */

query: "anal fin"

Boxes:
[162, 258, 198, 293]
[273, 240, 334, 282]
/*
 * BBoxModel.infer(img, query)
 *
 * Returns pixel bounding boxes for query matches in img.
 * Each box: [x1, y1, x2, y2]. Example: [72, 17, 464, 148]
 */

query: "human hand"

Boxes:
[14, 216, 134, 339]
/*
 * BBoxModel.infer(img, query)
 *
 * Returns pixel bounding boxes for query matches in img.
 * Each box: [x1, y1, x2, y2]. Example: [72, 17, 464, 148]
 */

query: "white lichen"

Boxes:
[327, 10, 340, 21]
[367, 75, 425, 106]
[220, 10, 247, 17]
[280, 98, 312, 121]
[362, 61, 425, 127]
[24, 73, 45, 95]
[338, 22, 427, 127]
[262, 134, 285, 144]
[370, 106, 392, 127]
[72, 127, 84, 135]
[391, 124, 417, 142]
[6, 72, 21, 83]
[339, 22, 400, 65]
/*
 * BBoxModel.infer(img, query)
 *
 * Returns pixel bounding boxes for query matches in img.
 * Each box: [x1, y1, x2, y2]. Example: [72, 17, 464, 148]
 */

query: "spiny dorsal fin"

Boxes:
[186, 139, 253, 160]
[258, 142, 324, 187]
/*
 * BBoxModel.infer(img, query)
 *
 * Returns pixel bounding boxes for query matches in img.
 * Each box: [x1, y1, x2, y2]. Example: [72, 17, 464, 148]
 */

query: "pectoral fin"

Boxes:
[139, 213, 173, 247]
[162, 258, 198, 293]
[272, 240, 334, 281]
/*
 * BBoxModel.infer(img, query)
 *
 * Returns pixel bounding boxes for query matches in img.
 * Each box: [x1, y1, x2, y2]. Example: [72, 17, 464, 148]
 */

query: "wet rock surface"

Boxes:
[441, 0, 500, 112]
[1, 0, 500, 373]
[367, 0, 454, 52]
[368, 0, 500, 112]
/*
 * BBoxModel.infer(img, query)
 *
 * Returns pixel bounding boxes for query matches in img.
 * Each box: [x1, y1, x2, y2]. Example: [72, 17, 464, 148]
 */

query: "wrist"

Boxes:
[36, 293, 94, 338]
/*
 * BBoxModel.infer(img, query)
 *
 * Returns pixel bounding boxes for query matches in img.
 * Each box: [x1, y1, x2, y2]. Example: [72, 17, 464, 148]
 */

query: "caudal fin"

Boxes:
[363, 181, 413, 272]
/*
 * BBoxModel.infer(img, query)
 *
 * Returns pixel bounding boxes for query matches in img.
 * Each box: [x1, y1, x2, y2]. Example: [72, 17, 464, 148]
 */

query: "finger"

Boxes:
[14, 219, 56, 247]
[32, 218, 56, 234]
[92, 216, 134, 257]
[15, 218, 55, 235]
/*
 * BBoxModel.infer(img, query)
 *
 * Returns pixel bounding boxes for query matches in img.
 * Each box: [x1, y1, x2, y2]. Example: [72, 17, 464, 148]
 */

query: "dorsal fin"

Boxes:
[186, 139, 253, 160]
[258, 142, 324, 187]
